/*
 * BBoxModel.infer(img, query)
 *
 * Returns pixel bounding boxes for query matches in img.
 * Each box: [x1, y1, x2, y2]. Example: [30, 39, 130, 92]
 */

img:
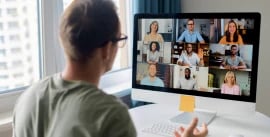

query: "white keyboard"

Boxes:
[142, 122, 179, 137]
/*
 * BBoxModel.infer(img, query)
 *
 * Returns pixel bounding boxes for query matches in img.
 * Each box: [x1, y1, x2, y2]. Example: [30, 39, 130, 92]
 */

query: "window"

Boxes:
[8, 21, 19, 29]
[111, 0, 130, 70]
[0, 62, 7, 70]
[0, 49, 6, 57]
[24, 20, 29, 27]
[23, 6, 27, 13]
[9, 34, 20, 41]
[25, 31, 29, 38]
[0, 0, 40, 94]
[0, 23, 3, 30]
[0, 36, 4, 44]
[10, 47, 22, 54]
[0, 75, 8, 79]
[12, 60, 23, 67]
[7, 8, 18, 17]
[13, 73, 24, 78]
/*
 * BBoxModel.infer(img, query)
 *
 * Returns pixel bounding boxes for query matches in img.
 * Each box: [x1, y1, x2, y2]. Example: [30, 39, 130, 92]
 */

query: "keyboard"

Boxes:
[142, 122, 179, 137]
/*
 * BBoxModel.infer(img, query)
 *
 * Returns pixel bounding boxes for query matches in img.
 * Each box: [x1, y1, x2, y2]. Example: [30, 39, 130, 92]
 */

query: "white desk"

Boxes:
[129, 104, 270, 137]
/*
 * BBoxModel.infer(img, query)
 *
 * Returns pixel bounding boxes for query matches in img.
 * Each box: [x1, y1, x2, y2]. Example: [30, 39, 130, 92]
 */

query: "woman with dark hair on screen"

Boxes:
[219, 20, 244, 45]
[143, 20, 164, 43]
[147, 41, 160, 64]
[221, 71, 241, 95]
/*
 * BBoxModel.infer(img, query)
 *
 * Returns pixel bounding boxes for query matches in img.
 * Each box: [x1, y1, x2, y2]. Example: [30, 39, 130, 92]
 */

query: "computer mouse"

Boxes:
[228, 134, 244, 137]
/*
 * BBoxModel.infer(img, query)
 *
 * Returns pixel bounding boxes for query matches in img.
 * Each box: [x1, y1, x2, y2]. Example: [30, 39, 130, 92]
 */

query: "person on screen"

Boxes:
[177, 43, 204, 67]
[147, 41, 160, 64]
[12, 0, 137, 137]
[221, 71, 241, 95]
[140, 63, 165, 87]
[177, 19, 205, 43]
[143, 20, 164, 43]
[221, 45, 246, 70]
[219, 20, 244, 45]
[179, 67, 197, 90]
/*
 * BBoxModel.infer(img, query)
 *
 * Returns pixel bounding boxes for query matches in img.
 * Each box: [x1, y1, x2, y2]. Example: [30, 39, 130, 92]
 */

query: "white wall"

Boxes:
[181, 0, 270, 117]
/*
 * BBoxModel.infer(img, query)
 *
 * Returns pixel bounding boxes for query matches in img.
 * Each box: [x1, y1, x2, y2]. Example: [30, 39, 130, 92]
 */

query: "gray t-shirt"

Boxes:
[12, 73, 136, 137]
[147, 51, 160, 63]
[224, 56, 244, 67]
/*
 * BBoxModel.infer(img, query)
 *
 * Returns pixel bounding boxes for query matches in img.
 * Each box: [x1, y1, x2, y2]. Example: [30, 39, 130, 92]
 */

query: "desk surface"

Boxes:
[129, 104, 270, 137]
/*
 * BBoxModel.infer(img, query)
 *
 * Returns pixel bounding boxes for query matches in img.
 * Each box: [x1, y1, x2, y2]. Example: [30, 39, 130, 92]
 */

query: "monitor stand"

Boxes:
[170, 109, 216, 126]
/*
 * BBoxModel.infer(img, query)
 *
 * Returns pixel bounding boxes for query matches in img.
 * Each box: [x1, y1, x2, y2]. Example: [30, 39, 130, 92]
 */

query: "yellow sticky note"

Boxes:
[179, 95, 195, 112]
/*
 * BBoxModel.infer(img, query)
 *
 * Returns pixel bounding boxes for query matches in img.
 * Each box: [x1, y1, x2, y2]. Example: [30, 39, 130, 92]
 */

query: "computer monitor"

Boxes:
[132, 13, 261, 125]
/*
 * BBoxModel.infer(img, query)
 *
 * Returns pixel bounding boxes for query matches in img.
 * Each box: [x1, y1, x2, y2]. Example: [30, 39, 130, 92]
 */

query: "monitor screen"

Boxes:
[132, 13, 261, 103]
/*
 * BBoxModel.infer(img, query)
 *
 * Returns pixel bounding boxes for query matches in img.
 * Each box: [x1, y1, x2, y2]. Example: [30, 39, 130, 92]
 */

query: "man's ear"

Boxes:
[101, 41, 113, 60]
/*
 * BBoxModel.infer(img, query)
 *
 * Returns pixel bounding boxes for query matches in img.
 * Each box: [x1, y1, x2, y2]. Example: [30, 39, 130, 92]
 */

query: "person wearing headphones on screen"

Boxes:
[12, 0, 207, 137]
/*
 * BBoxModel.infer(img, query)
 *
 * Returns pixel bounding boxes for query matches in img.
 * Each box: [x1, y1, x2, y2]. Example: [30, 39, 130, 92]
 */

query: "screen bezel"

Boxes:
[132, 12, 261, 103]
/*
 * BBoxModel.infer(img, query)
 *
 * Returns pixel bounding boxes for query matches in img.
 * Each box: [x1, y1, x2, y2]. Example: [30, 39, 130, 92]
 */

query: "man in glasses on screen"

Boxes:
[177, 19, 205, 44]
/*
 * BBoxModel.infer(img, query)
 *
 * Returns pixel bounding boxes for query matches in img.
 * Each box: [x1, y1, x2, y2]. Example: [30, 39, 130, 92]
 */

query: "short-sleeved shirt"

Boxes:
[143, 33, 164, 43]
[12, 73, 137, 137]
[140, 76, 164, 87]
[179, 77, 197, 90]
[224, 56, 244, 67]
[177, 30, 204, 43]
[177, 51, 200, 66]
[221, 84, 240, 95]
[147, 51, 160, 63]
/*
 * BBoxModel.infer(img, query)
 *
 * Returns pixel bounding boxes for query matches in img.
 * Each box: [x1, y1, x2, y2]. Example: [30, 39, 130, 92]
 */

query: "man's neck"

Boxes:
[186, 51, 193, 56]
[231, 54, 237, 58]
[149, 76, 156, 81]
[62, 60, 103, 87]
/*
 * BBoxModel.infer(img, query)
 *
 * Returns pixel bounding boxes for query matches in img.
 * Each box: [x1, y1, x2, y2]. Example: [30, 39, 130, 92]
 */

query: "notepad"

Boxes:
[179, 95, 195, 112]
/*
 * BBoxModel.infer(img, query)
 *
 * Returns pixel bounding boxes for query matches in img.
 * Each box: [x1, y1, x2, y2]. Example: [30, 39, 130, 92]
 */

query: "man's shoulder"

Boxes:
[194, 31, 201, 34]
[236, 55, 243, 60]
[21, 74, 56, 97]
[182, 30, 189, 34]
[191, 52, 199, 58]
[156, 77, 163, 82]
[141, 76, 149, 83]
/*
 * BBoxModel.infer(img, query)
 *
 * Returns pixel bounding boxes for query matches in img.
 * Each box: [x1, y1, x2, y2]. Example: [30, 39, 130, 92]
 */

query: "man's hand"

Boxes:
[174, 117, 208, 137]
